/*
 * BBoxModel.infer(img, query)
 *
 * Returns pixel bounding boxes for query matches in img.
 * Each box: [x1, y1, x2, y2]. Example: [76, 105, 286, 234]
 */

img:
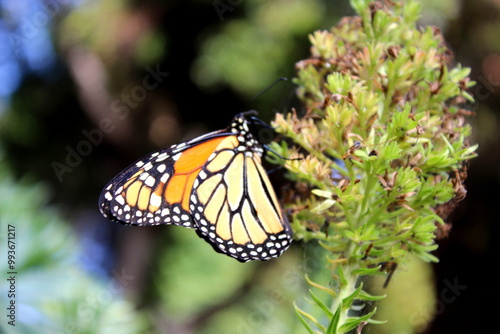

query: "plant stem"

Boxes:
[331, 242, 358, 332]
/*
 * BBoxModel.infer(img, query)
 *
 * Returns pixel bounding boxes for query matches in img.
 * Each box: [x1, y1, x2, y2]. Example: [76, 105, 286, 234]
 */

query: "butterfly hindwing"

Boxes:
[189, 119, 292, 262]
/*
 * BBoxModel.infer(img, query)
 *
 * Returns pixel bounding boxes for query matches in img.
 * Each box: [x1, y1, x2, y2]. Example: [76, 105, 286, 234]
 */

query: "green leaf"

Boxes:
[339, 308, 381, 333]
[352, 266, 381, 276]
[326, 305, 342, 334]
[357, 290, 386, 301]
[309, 289, 334, 318]
[378, 141, 403, 161]
[312, 189, 335, 198]
[337, 265, 348, 287]
[305, 274, 337, 297]
[294, 303, 320, 334]
[367, 318, 388, 325]
[461, 144, 479, 157]
[341, 283, 364, 310]
[312, 199, 337, 213]
[350, 0, 368, 15]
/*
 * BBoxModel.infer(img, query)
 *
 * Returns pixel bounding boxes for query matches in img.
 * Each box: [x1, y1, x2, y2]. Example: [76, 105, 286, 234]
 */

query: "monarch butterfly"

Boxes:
[99, 111, 292, 262]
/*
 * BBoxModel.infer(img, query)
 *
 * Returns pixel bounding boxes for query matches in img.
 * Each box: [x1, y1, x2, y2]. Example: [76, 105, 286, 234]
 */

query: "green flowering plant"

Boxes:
[268, 0, 477, 332]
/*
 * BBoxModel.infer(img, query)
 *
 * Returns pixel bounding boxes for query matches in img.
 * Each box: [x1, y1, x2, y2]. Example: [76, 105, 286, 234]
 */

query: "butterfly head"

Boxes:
[230, 111, 277, 152]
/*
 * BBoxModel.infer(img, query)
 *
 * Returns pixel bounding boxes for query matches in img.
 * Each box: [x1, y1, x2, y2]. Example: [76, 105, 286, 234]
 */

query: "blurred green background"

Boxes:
[0, 0, 497, 333]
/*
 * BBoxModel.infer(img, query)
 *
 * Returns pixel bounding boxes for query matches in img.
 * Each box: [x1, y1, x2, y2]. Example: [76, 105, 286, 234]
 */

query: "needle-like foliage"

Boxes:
[268, 0, 477, 332]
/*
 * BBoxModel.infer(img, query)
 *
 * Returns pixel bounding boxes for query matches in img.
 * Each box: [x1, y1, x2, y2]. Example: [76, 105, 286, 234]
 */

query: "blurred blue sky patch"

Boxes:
[0, 0, 74, 111]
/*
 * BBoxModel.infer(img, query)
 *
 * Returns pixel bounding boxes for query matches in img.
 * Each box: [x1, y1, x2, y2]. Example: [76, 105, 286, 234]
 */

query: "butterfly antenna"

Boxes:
[263, 145, 301, 177]
[264, 144, 301, 162]
[245, 77, 289, 107]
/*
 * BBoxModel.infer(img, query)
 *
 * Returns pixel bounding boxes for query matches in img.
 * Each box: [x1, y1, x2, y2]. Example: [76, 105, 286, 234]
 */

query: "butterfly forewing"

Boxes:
[99, 147, 193, 228]
[98, 130, 228, 228]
